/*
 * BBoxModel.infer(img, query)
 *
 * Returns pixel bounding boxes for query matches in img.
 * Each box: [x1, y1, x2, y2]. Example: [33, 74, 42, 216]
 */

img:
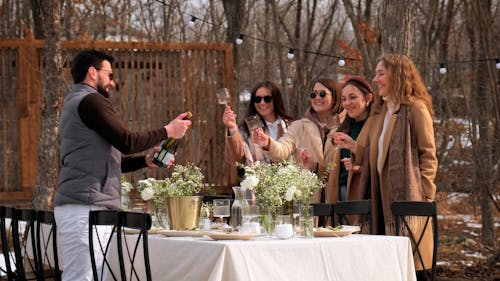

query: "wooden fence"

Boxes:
[0, 35, 236, 201]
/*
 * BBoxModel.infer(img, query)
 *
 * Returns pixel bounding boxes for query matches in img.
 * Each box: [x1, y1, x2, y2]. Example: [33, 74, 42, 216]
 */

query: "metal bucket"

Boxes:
[164, 196, 202, 230]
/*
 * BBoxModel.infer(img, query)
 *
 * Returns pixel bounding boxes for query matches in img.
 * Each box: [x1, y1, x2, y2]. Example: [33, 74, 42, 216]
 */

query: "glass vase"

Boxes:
[299, 204, 314, 239]
[152, 201, 169, 229]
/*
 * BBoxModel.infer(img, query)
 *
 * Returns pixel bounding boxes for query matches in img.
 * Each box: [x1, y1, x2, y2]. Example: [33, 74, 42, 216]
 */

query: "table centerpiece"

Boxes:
[137, 163, 209, 230]
[239, 161, 324, 236]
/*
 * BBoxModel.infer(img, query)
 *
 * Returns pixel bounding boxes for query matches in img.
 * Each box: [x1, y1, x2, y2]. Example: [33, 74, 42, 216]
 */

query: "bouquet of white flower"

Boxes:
[137, 163, 207, 206]
[240, 161, 324, 216]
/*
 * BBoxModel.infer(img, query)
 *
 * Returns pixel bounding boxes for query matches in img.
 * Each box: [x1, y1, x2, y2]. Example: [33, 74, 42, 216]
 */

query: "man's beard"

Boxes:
[97, 84, 111, 98]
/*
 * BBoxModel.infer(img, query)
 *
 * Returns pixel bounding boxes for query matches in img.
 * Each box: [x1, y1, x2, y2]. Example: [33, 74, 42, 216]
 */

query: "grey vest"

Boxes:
[55, 83, 121, 209]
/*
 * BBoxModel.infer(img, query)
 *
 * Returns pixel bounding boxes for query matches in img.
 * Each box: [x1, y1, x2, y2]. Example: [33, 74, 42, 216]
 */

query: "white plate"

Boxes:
[157, 230, 205, 237]
[206, 232, 255, 241]
[123, 228, 161, 235]
[313, 225, 361, 237]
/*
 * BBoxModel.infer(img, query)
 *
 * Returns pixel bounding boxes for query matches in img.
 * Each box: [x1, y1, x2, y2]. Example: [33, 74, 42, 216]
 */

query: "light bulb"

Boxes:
[235, 34, 244, 45]
[439, 64, 447, 74]
[287, 49, 295, 60]
[496, 59, 500, 69]
[338, 58, 345, 67]
[188, 16, 196, 28]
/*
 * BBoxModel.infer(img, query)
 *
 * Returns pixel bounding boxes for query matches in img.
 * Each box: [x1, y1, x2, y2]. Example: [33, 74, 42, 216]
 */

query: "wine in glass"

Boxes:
[213, 199, 231, 224]
[245, 115, 264, 132]
[216, 88, 231, 107]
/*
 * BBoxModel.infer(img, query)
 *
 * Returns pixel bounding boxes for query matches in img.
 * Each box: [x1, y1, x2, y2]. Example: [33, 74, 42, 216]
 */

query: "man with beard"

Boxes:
[54, 49, 191, 281]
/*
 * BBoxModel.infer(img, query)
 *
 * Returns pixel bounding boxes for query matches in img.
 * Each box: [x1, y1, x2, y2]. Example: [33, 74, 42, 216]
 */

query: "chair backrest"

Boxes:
[89, 210, 152, 281]
[334, 200, 373, 234]
[310, 203, 335, 227]
[89, 210, 120, 281]
[0, 205, 14, 280]
[36, 210, 61, 281]
[202, 194, 231, 203]
[11, 208, 38, 281]
[120, 211, 152, 281]
[391, 201, 438, 281]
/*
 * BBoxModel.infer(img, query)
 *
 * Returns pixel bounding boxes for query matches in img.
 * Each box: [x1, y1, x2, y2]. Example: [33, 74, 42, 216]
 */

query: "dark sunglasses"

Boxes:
[309, 90, 328, 99]
[254, 96, 273, 103]
[95, 67, 114, 81]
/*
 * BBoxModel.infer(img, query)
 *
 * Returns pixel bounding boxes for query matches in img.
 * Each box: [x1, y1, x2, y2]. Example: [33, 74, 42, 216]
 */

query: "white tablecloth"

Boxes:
[113, 234, 416, 281]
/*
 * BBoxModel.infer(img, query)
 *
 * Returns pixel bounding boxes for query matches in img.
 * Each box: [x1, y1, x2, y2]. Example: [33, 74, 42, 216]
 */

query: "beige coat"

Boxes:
[224, 120, 288, 166]
[355, 99, 437, 270]
[266, 116, 342, 203]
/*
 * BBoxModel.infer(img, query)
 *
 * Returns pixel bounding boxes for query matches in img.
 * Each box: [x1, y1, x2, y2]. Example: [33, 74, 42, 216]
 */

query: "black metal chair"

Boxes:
[310, 203, 335, 227]
[334, 200, 373, 234]
[0, 205, 14, 280]
[35, 210, 61, 281]
[89, 210, 152, 281]
[202, 194, 231, 203]
[89, 210, 120, 281]
[391, 201, 438, 281]
[11, 208, 38, 281]
[120, 211, 152, 281]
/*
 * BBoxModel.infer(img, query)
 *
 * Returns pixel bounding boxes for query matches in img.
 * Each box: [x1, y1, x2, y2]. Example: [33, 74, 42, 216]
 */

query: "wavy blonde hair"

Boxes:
[377, 54, 434, 118]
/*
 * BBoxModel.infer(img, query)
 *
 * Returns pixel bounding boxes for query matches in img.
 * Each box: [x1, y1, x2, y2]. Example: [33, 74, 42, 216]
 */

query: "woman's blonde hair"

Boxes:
[377, 54, 434, 118]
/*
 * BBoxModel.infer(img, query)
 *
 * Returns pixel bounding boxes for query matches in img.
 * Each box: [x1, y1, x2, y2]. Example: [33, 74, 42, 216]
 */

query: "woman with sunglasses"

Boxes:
[253, 78, 344, 202]
[223, 81, 294, 166]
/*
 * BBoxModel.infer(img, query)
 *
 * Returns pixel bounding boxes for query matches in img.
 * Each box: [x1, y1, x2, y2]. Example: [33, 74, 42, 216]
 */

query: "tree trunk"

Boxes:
[470, 0, 496, 248]
[30, 0, 44, 39]
[342, 0, 374, 78]
[222, 0, 246, 72]
[379, 0, 414, 55]
[32, 0, 64, 210]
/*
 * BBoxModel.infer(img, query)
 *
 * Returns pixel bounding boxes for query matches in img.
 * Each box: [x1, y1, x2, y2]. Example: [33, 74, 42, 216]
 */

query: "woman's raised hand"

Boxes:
[333, 132, 357, 152]
[222, 106, 237, 131]
[252, 128, 270, 149]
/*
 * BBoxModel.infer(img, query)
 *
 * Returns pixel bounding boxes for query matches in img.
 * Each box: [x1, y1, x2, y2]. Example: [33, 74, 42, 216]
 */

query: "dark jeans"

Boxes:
[339, 185, 347, 201]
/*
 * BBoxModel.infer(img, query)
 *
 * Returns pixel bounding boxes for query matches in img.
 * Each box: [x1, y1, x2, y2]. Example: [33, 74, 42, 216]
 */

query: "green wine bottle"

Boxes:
[152, 112, 192, 167]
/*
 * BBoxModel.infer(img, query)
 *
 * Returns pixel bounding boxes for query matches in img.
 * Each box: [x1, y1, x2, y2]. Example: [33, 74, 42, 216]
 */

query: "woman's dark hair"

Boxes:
[241, 81, 294, 135]
[71, 49, 114, 84]
[338, 75, 373, 133]
[308, 78, 343, 115]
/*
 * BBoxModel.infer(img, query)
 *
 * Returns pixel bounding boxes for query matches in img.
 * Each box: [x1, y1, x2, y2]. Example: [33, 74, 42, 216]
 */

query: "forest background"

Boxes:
[0, 0, 498, 279]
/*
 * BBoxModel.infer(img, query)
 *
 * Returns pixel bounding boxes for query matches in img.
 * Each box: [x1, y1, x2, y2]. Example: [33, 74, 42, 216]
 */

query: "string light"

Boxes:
[235, 34, 244, 45]
[338, 57, 346, 67]
[187, 16, 197, 28]
[156, 3, 498, 68]
[439, 63, 447, 74]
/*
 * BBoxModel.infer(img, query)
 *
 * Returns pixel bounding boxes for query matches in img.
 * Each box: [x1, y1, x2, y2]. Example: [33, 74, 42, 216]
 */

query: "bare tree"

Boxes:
[378, 0, 414, 55]
[31, 0, 65, 210]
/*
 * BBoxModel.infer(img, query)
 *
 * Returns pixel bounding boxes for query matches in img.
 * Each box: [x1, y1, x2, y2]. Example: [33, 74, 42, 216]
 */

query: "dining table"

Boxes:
[112, 231, 417, 281]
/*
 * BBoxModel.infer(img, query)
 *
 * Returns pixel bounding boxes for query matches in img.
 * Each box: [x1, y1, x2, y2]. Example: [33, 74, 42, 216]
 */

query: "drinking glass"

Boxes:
[216, 88, 231, 107]
[241, 200, 261, 233]
[213, 199, 231, 224]
[245, 115, 264, 131]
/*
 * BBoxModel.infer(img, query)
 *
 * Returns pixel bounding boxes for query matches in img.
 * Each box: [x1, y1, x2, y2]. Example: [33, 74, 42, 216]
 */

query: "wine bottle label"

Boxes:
[161, 152, 175, 166]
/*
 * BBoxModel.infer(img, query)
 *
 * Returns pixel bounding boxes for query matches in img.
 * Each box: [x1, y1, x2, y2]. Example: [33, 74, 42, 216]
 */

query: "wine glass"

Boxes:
[213, 199, 231, 224]
[216, 88, 231, 107]
[245, 115, 264, 132]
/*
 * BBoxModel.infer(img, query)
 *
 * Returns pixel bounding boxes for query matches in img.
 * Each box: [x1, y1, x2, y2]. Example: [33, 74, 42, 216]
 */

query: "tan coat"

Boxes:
[224, 120, 288, 166]
[266, 116, 342, 203]
[355, 99, 437, 270]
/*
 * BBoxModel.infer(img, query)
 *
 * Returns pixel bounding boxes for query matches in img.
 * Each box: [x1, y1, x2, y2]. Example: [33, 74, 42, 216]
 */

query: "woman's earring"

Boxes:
[366, 101, 370, 107]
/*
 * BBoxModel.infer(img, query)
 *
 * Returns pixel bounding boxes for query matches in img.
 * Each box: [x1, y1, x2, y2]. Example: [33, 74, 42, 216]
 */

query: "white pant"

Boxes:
[54, 204, 112, 281]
